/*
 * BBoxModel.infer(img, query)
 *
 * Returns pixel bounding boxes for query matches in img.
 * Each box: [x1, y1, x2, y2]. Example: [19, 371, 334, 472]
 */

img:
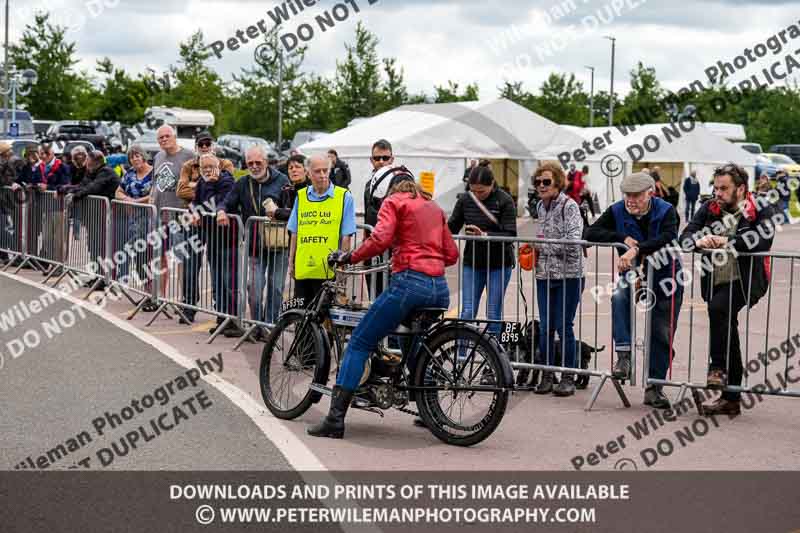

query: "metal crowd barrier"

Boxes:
[17, 189, 67, 277]
[55, 195, 112, 295]
[450, 234, 637, 410]
[643, 248, 800, 413]
[109, 200, 159, 318]
[0, 186, 26, 268]
[146, 207, 244, 344]
[234, 219, 375, 349]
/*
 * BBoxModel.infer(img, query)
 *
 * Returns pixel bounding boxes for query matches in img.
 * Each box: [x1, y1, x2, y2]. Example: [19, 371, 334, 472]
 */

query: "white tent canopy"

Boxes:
[299, 98, 593, 213]
[562, 123, 758, 205]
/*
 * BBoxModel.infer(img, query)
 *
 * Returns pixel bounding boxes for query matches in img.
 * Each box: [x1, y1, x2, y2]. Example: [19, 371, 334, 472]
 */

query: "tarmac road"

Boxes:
[0, 274, 294, 472]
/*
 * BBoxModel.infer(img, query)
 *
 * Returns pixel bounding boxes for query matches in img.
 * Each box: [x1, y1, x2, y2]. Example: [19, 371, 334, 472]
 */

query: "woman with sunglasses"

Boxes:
[448, 163, 517, 336]
[532, 161, 585, 397]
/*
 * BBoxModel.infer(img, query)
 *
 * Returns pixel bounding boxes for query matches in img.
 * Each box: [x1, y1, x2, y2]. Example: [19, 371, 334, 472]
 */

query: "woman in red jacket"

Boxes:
[308, 180, 459, 439]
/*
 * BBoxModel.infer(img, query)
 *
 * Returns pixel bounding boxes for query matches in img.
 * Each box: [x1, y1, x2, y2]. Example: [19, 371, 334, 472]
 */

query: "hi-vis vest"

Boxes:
[295, 186, 346, 280]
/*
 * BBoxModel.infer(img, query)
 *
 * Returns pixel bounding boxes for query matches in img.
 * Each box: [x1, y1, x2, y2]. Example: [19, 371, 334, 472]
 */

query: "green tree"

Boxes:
[8, 13, 88, 119]
[528, 73, 587, 125]
[433, 80, 479, 103]
[334, 21, 382, 122]
[164, 30, 227, 132]
[229, 26, 308, 142]
[619, 62, 667, 125]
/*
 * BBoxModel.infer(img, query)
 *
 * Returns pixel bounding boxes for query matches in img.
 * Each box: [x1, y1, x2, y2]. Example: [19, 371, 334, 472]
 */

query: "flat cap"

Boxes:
[620, 171, 655, 193]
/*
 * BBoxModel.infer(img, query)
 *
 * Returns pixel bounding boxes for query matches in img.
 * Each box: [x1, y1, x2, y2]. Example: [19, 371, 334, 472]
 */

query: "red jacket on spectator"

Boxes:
[351, 191, 458, 277]
[566, 170, 584, 204]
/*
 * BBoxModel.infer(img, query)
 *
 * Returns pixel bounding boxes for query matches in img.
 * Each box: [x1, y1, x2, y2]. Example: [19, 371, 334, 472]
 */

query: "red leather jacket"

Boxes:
[351, 192, 459, 276]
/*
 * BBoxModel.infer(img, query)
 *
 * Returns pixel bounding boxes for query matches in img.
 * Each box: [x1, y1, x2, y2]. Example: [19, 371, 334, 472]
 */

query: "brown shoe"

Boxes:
[703, 397, 741, 416]
[706, 368, 728, 389]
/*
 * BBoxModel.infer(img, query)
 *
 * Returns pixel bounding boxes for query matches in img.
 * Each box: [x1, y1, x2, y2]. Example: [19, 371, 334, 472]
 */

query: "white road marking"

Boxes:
[0, 271, 324, 472]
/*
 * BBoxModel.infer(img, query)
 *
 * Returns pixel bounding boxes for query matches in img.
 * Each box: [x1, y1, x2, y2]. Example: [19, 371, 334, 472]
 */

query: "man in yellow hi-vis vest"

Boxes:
[287, 153, 357, 307]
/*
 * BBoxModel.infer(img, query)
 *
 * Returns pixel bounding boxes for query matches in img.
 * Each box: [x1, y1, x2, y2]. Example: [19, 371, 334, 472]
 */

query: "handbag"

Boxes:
[250, 179, 289, 249]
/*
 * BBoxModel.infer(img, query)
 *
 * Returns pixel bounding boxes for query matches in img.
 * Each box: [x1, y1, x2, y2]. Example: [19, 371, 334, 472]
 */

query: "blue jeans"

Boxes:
[536, 278, 584, 368]
[460, 266, 513, 334]
[248, 249, 288, 324]
[336, 269, 450, 391]
[611, 277, 683, 380]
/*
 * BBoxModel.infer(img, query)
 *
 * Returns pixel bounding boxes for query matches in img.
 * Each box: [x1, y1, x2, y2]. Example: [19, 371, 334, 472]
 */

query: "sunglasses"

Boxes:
[371, 155, 392, 162]
[197, 141, 212, 148]
[247, 161, 265, 167]
[533, 178, 553, 187]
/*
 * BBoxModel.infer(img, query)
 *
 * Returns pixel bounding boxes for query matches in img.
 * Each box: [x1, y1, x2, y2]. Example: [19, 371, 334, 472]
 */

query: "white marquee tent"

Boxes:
[300, 98, 758, 214]
[299, 98, 594, 214]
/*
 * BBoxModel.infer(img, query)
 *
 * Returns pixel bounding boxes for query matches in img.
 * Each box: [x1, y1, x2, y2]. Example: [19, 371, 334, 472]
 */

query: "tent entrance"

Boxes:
[484, 159, 520, 203]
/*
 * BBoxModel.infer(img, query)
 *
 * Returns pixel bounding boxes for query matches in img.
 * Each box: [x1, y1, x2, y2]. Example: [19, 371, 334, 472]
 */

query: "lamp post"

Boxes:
[604, 36, 616, 127]
[585, 65, 595, 127]
[3, 0, 10, 135]
[0, 67, 37, 137]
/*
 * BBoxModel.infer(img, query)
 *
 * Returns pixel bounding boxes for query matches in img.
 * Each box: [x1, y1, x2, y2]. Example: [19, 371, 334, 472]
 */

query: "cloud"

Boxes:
[13, 0, 799, 113]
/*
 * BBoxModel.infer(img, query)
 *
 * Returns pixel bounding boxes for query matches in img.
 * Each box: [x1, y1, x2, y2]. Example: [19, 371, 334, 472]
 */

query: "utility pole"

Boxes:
[585, 66, 595, 127]
[605, 36, 616, 127]
[277, 50, 283, 150]
[3, 0, 10, 135]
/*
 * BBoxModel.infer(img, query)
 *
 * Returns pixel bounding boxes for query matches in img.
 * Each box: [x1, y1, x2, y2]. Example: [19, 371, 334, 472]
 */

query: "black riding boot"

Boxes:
[307, 386, 354, 439]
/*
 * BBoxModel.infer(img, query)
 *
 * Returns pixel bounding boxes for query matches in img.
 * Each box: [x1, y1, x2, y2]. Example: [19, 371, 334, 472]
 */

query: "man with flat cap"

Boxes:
[585, 171, 683, 409]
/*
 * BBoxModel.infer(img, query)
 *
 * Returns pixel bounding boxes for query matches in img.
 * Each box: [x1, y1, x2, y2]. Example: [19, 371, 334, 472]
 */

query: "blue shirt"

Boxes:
[287, 183, 357, 236]
[119, 168, 153, 199]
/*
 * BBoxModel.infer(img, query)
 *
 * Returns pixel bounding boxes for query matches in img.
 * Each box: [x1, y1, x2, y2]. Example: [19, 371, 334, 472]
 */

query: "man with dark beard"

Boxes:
[679, 164, 778, 416]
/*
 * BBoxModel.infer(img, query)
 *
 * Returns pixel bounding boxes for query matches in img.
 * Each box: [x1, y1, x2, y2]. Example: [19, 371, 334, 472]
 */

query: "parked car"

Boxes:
[56, 140, 95, 158]
[735, 142, 762, 154]
[762, 152, 800, 178]
[754, 154, 780, 179]
[769, 144, 800, 163]
[284, 130, 329, 153]
[8, 139, 39, 158]
[0, 109, 36, 139]
[217, 134, 273, 169]
[33, 119, 56, 141]
[131, 131, 160, 162]
[46, 121, 112, 152]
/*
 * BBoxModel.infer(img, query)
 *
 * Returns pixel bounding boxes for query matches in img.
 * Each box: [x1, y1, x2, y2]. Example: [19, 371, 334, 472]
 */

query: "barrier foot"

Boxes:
[145, 302, 170, 326]
[207, 317, 232, 344]
[43, 265, 63, 284]
[82, 278, 103, 300]
[232, 324, 258, 351]
[127, 297, 148, 321]
[611, 377, 632, 408]
[675, 384, 689, 407]
[12, 256, 32, 274]
[2, 253, 21, 272]
[691, 388, 705, 416]
[112, 285, 139, 307]
[585, 374, 631, 411]
[51, 269, 69, 289]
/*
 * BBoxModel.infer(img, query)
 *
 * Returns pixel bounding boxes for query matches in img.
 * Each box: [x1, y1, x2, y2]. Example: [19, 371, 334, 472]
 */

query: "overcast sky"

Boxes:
[12, 0, 800, 99]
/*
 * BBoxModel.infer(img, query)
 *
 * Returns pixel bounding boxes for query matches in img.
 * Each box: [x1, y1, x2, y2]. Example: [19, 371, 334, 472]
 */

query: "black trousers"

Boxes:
[708, 281, 748, 400]
[294, 278, 325, 308]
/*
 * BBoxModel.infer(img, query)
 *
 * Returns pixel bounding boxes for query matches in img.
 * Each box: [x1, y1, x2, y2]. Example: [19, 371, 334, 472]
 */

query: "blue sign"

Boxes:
[9, 122, 18, 137]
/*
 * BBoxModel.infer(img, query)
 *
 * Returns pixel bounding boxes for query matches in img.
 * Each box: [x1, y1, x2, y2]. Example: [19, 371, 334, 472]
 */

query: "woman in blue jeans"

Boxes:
[448, 163, 517, 336]
[308, 180, 459, 439]
[532, 162, 585, 397]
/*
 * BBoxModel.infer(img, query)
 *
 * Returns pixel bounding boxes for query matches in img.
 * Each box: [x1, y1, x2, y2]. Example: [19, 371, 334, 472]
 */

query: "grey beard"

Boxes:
[252, 172, 269, 183]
